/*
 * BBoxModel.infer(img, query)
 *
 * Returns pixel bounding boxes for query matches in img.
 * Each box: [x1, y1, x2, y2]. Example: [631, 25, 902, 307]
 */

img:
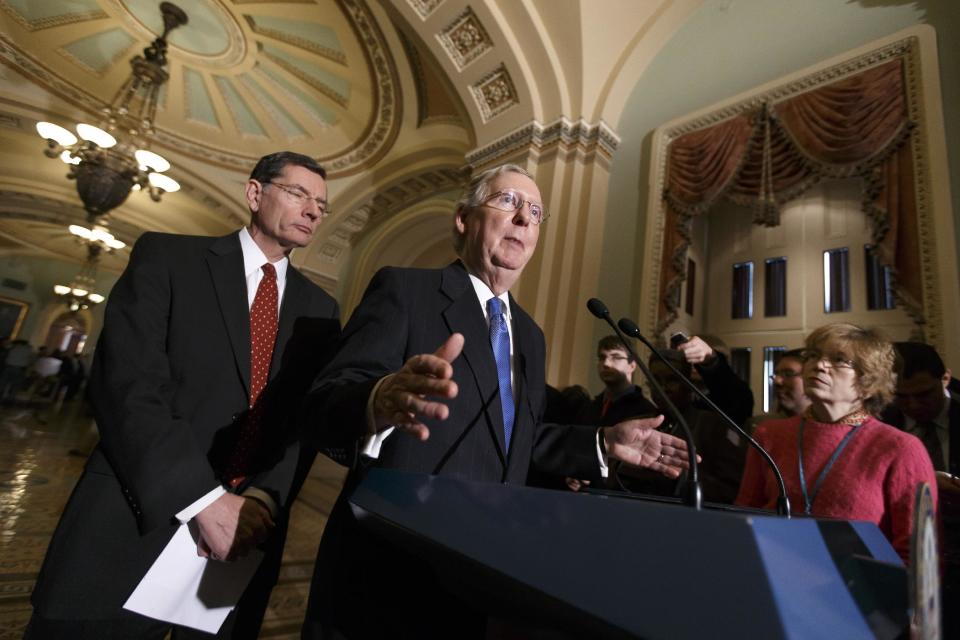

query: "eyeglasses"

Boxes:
[266, 181, 330, 216]
[799, 349, 855, 370]
[769, 369, 802, 381]
[598, 354, 630, 363]
[482, 190, 548, 224]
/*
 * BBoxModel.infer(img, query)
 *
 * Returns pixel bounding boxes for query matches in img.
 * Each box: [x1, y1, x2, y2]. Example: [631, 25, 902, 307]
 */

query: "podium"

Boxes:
[349, 469, 909, 639]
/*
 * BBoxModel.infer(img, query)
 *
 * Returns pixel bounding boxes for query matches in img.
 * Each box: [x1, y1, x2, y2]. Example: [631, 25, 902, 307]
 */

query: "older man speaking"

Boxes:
[302, 164, 689, 639]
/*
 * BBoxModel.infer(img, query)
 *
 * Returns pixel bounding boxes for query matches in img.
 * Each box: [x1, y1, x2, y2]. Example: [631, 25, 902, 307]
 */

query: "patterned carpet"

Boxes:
[0, 400, 347, 639]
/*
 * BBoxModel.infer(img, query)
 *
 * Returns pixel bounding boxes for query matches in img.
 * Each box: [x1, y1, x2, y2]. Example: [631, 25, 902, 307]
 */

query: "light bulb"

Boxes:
[148, 172, 180, 193]
[135, 149, 170, 172]
[68, 225, 92, 239]
[36, 122, 78, 146]
[76, 124, 117, 148]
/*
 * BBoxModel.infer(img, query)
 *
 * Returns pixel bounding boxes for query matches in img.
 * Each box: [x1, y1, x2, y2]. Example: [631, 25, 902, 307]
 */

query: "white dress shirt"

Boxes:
[175, 227, 287, 522]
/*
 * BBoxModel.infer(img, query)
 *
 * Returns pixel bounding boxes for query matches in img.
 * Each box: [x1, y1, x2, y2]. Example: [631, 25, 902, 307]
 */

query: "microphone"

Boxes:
[586, 298, 701, 509]
[617, 317, 791, 517]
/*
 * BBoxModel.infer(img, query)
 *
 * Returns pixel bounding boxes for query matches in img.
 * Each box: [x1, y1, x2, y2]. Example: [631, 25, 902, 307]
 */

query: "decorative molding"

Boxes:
[0, 33, 106, 117]
[245, 17, 347, 65]
[469, 64, 518, 122]
[261, 49, 349, 107]
[437, 7, 492, 71]
[0, 2, 107, 31]
[56, 35, 137, 78]
[407, 0, 444, 20]
[0, 190, 141, 244]
[0, 112, 21, 129]
[320, 0, 402, 177]
[466, 117, 620, 168]
[316, 166, 465, 261]
[662, 39, 914, 141]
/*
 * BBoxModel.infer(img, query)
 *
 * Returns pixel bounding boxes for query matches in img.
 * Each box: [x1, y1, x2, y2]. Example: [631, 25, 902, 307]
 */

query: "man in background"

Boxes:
[746, 348, 811, 432]
[578, 335, 658, 426]
[27, 151, 340, 639]
[882, 341, 959, 638]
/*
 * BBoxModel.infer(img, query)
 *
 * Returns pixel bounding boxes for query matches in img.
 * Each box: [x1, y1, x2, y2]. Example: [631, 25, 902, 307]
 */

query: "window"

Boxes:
[732, 262, 754, 319]
[730, 347, 751, 385]
[823, 248, 850, 313]
[685, 258, 696, 316]
[865, 245, 895, 310]
[762, 346, 786, 413]
[764, 257, 787, 317]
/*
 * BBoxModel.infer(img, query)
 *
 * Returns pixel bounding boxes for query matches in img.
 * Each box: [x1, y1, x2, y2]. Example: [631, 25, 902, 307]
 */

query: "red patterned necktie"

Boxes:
[225, 262, 278, 487]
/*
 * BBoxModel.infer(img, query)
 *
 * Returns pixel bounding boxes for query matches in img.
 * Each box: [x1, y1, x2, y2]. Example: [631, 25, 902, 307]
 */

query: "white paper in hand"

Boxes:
[123, 522, 263, 633]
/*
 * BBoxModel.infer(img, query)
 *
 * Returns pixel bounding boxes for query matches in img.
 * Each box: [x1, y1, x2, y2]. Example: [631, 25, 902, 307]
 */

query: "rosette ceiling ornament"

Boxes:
[35, 1, 185, 230]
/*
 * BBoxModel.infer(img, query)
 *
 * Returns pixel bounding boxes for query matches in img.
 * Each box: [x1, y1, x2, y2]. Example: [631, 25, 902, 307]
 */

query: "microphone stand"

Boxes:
[587, 299, 701, 510]
[617, 317, 791, 518]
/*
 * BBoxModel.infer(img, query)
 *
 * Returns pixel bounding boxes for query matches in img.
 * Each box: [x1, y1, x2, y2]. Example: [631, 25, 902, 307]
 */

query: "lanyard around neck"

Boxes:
[797, 418, 863, 516]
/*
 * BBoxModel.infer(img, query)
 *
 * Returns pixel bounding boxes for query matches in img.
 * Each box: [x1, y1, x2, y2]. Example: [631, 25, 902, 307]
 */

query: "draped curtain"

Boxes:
[658, 58, 920, 333]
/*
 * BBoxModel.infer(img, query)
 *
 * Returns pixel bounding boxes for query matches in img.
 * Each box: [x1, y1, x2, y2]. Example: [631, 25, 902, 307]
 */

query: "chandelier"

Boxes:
[35, 2, 188, 224]
[54, 246, 105, 312]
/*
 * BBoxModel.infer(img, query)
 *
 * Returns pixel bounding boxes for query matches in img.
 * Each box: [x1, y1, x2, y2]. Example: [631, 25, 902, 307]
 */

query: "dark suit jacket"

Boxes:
[303, 262, 600, 638]
[31, 231, 339, 619]
[882, 394, 960, 475]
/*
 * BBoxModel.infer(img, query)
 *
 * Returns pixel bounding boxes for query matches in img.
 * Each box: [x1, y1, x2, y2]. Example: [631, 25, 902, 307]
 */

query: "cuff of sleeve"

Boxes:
[175, 486, 226, 524]
[597, 428, 609, 478]
[366, 375, 394, 435]
[242, 487, 279, 518]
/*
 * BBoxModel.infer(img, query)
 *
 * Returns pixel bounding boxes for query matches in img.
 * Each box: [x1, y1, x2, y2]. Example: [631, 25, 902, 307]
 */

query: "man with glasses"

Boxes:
[882, 343, 960, 637]
[301, 164, 691, 639]
[747, 349, 812, 433]
[583, 335, 658, 425]
[27, 151, 340, 639]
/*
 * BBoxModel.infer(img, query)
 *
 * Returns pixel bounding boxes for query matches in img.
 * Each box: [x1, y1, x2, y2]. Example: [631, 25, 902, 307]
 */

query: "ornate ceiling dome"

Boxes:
[0, 0, 401, 175]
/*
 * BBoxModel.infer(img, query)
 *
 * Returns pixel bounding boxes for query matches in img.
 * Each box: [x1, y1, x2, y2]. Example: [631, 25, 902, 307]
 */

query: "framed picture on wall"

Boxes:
[0, 295, 28, 340]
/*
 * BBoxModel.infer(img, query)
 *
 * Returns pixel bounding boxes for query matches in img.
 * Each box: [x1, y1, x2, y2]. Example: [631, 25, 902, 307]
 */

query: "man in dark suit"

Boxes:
[301, 164, 691, 639]
[26, 151, 340, 639]
[882, 341, 960, 638]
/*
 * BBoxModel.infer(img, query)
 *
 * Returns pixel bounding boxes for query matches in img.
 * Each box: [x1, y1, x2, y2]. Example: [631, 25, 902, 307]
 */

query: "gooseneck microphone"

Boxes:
[617, 317, 791, 518]
[587, 298, 701, 510]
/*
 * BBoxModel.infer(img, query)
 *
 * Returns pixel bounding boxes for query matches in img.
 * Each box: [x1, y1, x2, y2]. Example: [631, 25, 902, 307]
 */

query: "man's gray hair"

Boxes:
[451, 164, 534, 254]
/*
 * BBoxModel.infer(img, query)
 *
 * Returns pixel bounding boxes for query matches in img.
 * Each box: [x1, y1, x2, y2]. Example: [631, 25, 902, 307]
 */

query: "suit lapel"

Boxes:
[440, 263, 508, 460]
[508, 294, 535, 467]
[272, 267, 307, 379]
[206, 233, 251, 396]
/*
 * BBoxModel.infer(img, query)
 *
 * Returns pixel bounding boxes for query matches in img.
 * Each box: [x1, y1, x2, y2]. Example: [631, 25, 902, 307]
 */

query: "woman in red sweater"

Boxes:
[736, 323, 937, 562]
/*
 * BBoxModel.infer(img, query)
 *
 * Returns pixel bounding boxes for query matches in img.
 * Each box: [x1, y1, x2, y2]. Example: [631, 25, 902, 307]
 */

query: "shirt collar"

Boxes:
[467, 272, 510, 320]
[239, 227, 288, 281]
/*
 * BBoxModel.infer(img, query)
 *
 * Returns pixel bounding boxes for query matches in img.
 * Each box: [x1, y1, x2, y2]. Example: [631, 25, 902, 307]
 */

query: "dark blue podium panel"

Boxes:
[350, 469, 907, 640]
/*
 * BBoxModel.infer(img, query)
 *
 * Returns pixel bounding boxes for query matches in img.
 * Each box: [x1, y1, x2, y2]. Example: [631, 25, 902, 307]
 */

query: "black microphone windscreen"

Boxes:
[586, 298, 609, 319]
[617, 318, 641, 338]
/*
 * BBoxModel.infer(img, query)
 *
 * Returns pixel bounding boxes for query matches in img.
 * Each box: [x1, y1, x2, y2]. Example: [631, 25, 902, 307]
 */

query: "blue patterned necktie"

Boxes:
[487, 297, 515, 450]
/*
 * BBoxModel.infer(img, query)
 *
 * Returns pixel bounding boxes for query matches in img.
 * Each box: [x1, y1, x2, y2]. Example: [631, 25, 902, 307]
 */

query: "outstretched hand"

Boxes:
[603, 415, 694, 479]
[373, 333, 464, 441]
